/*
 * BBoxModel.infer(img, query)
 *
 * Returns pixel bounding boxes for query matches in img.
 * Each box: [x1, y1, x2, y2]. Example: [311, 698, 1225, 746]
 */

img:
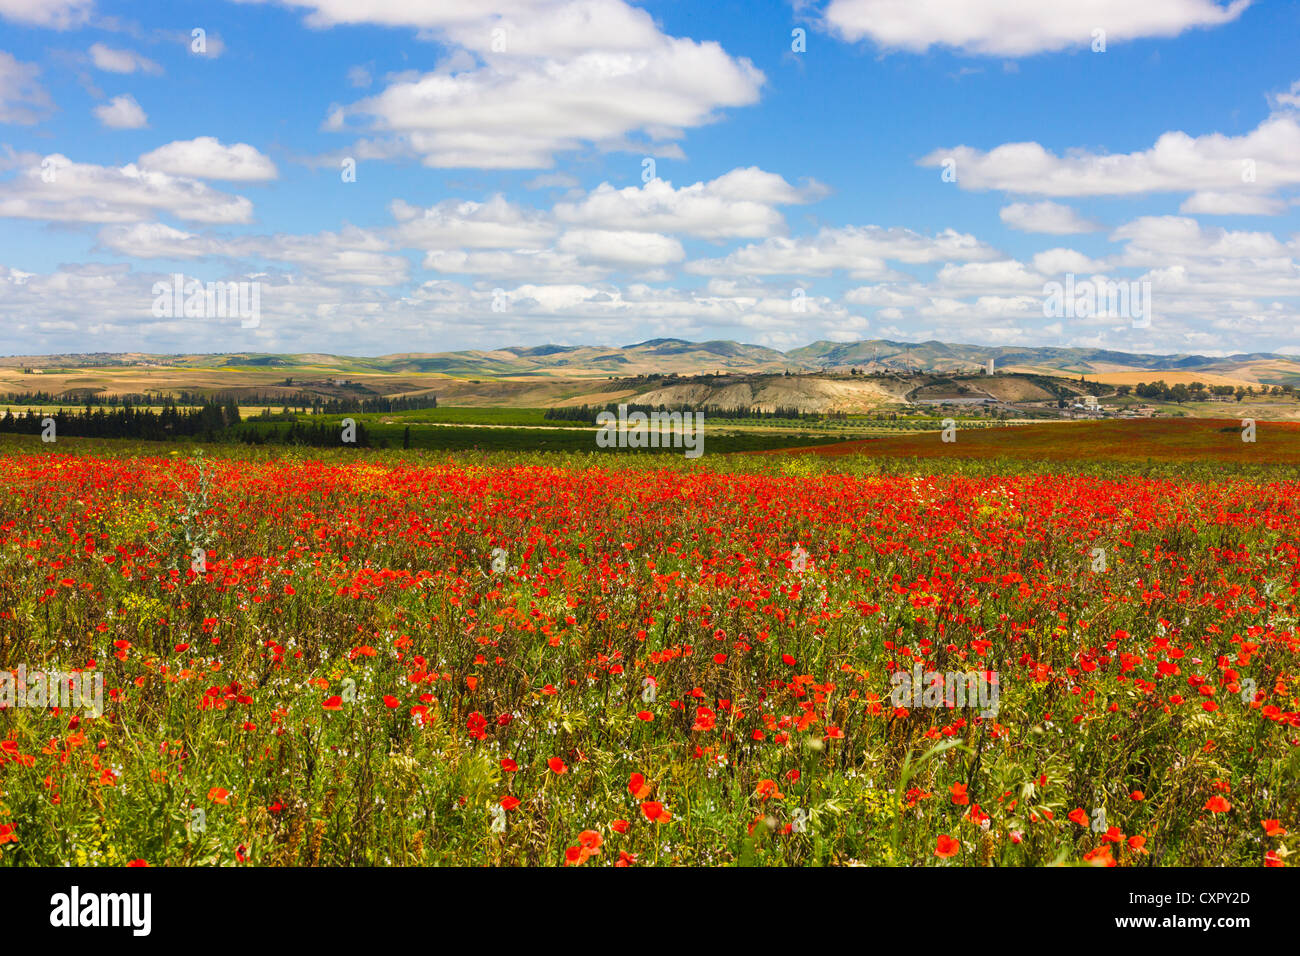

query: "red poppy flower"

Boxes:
[466, 711, 488, 740]
[641, 800, 670, 823]
[628, 772, 651, 799]
[692, 706, 716, 731]
[934, 834, 959, 858]
[547, 757, 566, 774]
[1083, 845, 1116, 867]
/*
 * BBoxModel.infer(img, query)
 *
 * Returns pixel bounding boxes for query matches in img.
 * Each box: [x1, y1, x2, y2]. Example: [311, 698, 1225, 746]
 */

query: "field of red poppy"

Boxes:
[783, 418, 1300, 464]
[1, 440, 1298, 867]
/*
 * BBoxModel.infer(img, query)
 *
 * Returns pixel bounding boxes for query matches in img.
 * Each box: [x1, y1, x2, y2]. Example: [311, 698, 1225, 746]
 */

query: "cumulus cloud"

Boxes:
[89, 44, 162, 75]
[421, 248, 609, 282]
[1268, 78, 1300, 110]
[6, 238, 1300, 355]
[0, 51, 52, 125]
[0, 252, 879, 355]
[821, 0, 1249, 57]
[138, 137, 278, 181]
[1179, 191, 1286, 215]
[833, 215, 1300, 352]
[388, 195, 556, 249]
[921, 113, 1300, 211]
[94, 93, 148, 129]
[933, 259, 1048, 292]
[556, 229, 684, 267]
[1031, 248, 1108, 275]
[1107, 216, 1300, 302]
[686, 225, 1001, 278]
[0, 0, 93, 29]
[999, 200, 1099, 234]
[0, 154, 254, 223]
[97, 222, 406, 285]
[553, 167, 825, 239]
[280, 0, 764, 168]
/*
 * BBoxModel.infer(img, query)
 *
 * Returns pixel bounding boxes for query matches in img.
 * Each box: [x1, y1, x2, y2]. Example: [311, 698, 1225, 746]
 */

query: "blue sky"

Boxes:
[0, 0, 1297, 357]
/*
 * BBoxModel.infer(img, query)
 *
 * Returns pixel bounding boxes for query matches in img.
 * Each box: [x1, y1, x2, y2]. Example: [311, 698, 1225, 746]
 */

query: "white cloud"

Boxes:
[0, 0, 93, 29]
[833, 215, 1300, 352]
[921, 113, 1300, 210]
[1179, 190, 1287, 215]
[556, 229, 684, 267]
[934, 259, 1047, 292]
[5, 250, 1300, 356]
[822, 0, 1249, 56]
[94, 93, 148, 129]
[96, 222, 406, 285]
[421, 248, 608, 282]
[138, 137, 278, 181]
[686, 225, 1000, 278]
[281, 0, 764, 168]
[1031, 248, 1107, 274]
[388, 195, 556, 249]
[1112, 215, 1291, 261]
[1268, 78, 1300, 110]
[0, 154, 254, 224]
[0, 51, 52, 125]
[554, 167, 824, 239]
[225, 228, 406, 285]
[96, 222, 204, 257]
[999, 200, 1099, 234]
[89, 43, 162, 75]
[340, 50, 762, 168]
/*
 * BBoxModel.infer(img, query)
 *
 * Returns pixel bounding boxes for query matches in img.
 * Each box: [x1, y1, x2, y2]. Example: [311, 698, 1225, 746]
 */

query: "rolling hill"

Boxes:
[3, 338, 1298, 387]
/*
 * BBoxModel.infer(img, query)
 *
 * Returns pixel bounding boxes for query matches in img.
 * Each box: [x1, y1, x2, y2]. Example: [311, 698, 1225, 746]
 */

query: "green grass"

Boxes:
[229, 419, 859, 454]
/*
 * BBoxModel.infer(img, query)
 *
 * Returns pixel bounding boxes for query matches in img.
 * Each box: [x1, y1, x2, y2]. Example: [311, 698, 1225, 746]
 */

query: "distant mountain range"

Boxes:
[5, 338, 1300, 384]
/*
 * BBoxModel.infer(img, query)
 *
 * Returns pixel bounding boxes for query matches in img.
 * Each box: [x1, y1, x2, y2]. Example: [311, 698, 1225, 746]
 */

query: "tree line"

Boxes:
[1116, 381, 1294, 403]
[0, 389, 436, 414]
[545, 402, 822, 422]
[0, 400, 372, 448]
[0, 399, 241, 440]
